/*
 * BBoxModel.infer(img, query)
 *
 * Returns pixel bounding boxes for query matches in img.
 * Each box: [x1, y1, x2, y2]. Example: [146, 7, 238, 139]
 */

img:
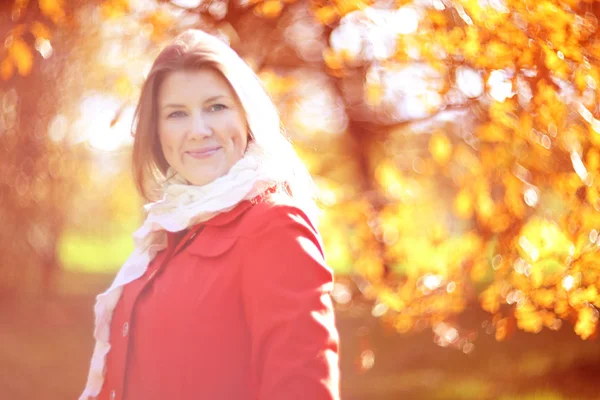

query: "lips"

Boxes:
[186, 146, 221, 159]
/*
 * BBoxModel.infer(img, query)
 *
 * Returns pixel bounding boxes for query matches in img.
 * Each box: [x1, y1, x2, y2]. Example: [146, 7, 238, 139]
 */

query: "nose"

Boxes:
[189, 113, 212, 139]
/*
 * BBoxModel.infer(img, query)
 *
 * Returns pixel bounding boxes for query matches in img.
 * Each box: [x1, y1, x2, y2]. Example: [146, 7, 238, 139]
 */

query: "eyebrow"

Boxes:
[161, 95, 228, 109]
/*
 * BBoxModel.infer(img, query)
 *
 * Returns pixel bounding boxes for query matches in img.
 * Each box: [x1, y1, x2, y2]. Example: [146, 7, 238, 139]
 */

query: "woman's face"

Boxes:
[157, 68, 248, 186]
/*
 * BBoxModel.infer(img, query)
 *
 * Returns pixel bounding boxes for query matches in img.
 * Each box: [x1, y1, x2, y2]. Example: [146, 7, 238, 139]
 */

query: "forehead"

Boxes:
[158, 68, 237, 103]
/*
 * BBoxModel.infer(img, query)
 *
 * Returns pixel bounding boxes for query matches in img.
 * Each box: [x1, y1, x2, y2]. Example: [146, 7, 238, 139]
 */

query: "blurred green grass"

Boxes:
[58, 230, 134, 273]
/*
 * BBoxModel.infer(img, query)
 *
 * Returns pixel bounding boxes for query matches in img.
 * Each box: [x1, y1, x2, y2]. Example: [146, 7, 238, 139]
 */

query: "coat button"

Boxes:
[110, 390, 116, 400]
[122, 322, 129, 337]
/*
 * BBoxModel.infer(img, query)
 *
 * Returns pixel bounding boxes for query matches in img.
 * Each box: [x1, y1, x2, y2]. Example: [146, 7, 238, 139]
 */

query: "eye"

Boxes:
[209, 104, 227, 112]
[167, 110, 187, 118]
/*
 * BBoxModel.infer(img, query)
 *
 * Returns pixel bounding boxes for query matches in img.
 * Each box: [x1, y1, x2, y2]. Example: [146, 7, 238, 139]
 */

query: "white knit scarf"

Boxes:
[79, 143, 288, 400]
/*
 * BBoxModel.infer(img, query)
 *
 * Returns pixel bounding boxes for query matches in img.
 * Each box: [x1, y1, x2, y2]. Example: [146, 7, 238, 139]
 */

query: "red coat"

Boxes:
[95, 194, 340, 400]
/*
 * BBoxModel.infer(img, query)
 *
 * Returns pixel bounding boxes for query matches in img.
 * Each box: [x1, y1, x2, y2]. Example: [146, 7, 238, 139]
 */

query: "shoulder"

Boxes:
[237, 192, 318, 239]
[187, 192, 320, 259]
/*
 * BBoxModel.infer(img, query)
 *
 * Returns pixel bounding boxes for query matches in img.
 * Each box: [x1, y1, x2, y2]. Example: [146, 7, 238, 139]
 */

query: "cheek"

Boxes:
[158, 134, 178, 166]
[159, 125, 179, 153]
[231, 119, 248, 150]
[230, 132, 247, 159]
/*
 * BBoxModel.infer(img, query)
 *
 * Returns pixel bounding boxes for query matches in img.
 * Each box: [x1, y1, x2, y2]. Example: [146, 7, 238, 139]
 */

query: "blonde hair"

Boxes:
[131, 29, 319, 221]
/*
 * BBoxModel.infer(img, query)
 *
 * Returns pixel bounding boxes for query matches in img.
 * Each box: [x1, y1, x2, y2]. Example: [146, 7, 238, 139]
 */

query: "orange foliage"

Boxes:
[3, 0, 600, 344]
[7, 37, 33, 77]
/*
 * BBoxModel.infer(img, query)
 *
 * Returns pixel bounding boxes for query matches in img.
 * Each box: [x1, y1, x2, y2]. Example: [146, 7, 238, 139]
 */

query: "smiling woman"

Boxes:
[79, 30, 340, 400]
[157, 69, 248, 186]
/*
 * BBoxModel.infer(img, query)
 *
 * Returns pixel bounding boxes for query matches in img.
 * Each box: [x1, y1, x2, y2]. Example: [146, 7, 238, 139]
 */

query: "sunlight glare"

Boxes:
[562, 275, 575, 292]
[570, 151, 589, 183]
[590, 229, 598, 243]
[380, 64, 445, 120]
[170, 0, 203, 7]
[518, 236, 539, 262]
[360, 350, 375, 370]
[294, 92, 347, 135]
[562, 275, 575, 291]
[332, 283, 352, 304]
[446, 282, 456, 293]
[76, 94, 134, 151]
[523, 187, 539, 207]
[423, 274, 443, 290]
[371, 302, 389, 317]
[35, 38, 53, 59]
[488, 70, 513, 102]
[48, 114, 68, 142]
[329, 23, 363, 60]
[456, 66, 483, 98]
[393, 7, 420, 35]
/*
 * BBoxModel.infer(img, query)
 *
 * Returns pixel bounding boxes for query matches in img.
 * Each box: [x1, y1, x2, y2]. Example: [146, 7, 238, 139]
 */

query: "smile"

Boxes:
[186, 147, 221, 159]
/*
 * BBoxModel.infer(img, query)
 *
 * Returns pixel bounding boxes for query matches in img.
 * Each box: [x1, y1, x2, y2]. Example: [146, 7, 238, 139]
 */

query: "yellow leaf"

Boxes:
[489, 100, 517, 130]
[518, 112, 532, 139]
[476, 190, 495, 220]
[379, 289, 406, 312]
[555, 298, 569, 316]
[29, 21, 51, 41]
[394, 315, 414, 333]
[519, 217, 573, 264]
[8, 38, 33, 77]
[480, 285, 500, 314]
[515, 302, 543, 333]
[38, 0, 66, 25]
[0, 58, 15, 80]
[143, 10, 174, 42]
[495, 317, 508, 341]
[485, 40, 514, 68]
[429, 131, 452, 165]
[314, 5, 338, 25]
[115, 75, 134, 98]
[454, 188, 473, 219]
[575, 65, 590, 92]
[463, 27, 480, 60]
[502, 174, 526, 218]
[366, 81, 382, 106]
[258, 71, 296, 97]
[427, 10, 447, 28]
[533, 289, 555, 308]
[489, 213, 511, 234]
[587, 149, 600, 173]
[255, 0, 283, 18]
[517, 49, 534, 67]
[335, 0, 370, 17]
[355, 252, 385, 282]
[476, 123, 510, 143]
[101, 0, 129, 19]
[323, 48, 343, 70]
[470, 259, 491, 283]
[575, 305, 598, 340]
[374, 160, 404, 192]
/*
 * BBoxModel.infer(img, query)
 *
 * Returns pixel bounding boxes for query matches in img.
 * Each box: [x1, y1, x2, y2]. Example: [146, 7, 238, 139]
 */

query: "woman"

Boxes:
[79, 30, 340, 400]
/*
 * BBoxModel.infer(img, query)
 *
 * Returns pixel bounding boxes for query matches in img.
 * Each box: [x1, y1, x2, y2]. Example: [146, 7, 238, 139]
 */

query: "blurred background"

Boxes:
[2, 0, 600, 399]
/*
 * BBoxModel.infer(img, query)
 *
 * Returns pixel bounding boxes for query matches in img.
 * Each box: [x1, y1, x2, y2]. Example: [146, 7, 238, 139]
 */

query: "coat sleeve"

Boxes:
[240, 204, 340, 400]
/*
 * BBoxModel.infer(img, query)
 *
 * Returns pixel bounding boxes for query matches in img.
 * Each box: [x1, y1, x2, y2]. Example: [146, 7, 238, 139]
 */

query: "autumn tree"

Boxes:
[0, 0, 91, 296]
[3, 0, 600, 345]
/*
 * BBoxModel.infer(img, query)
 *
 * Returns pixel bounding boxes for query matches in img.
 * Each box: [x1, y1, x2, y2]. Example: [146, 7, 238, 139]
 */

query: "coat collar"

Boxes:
[203, 199, 255, 226]
[165, 200, 254, 252]
[203, 184, 282, 226]
[165, 186, 280, 250]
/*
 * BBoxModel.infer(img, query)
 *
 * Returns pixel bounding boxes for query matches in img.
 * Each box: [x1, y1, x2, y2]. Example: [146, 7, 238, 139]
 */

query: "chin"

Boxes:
[185, 172, 220, 186]
[181, 162, 231, 186]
